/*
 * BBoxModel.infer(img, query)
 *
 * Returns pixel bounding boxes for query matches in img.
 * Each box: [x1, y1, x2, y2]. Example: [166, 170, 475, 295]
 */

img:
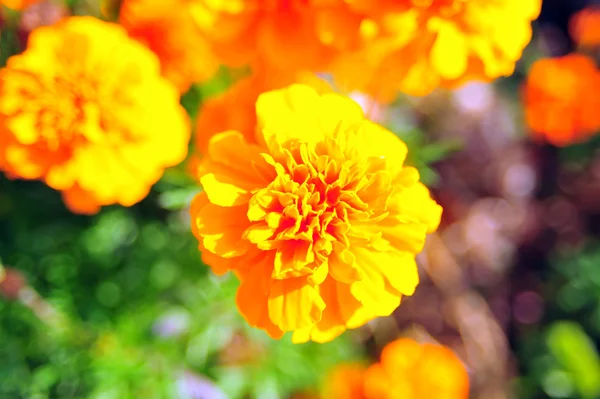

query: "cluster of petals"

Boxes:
[0, 17, 190, 214]
[188, 0, 541, 100]
[119, 0, 218, 93]
[188, 0, 332, 73]
[0, 0, 41, 10]
[523, 54, 600, 147]
[324, 0, 542, 100]
[321, 338, 469, 398]
[190, 84, 442, 343]
[570, 6, 600, 48]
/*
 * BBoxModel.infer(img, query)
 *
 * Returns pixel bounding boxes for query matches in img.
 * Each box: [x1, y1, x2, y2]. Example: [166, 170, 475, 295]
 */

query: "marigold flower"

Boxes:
[523, 54, 600, 146]
[322, 363, 367, 399]
[190, 84, 442, 342]
[1, 0, 41, 10]
[119, 0, 218, 93]
[188, 0, 332, 72]
[0, 17, 190, 214]
[364, 338, 469, 399]
[570, 7, 600, 48]
[326, 0, 542, 99]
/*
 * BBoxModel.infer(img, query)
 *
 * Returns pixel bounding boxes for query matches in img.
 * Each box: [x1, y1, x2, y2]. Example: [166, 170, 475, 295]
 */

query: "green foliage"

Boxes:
[517, 243, 600, 399]
[547, 321, 600, 399]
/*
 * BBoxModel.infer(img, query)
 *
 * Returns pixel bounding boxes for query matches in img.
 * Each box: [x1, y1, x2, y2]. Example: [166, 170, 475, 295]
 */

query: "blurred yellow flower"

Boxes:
[327, 0, 542, 100]
[119, 0, 218, 93]
[1, 0, 41, 10]
[190, 84, 441, 342]
[0, 17, 190, 214]
[523, 54, 600, 147]
[364, 338, 469, 399]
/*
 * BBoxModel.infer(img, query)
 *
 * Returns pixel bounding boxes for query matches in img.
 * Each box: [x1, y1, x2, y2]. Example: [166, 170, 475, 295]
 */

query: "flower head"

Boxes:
[190, 84, 441, 342]
[364, 338, 469, 399]
[570, 7, 600, 48]
[119, 0, 218, 93]
[523, 54, 600, 146]
[327, 0, 542, 99]
[0, 17, 190, 214]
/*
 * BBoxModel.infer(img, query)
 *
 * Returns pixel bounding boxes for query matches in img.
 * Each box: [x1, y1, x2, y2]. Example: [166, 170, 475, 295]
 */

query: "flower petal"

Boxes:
[236, 255, 285, 339]
[200, 130, 275, 207]
[190, 192, 252, 258]
[255, 84, 324, 148]
[268, 276, 326, 331]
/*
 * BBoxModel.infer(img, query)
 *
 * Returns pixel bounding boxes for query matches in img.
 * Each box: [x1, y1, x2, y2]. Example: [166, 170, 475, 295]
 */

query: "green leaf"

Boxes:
[547, 321, 600, 399]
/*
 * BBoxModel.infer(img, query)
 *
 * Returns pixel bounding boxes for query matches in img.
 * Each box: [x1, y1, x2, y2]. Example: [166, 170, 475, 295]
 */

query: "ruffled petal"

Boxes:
[200, 130, 275, 207]
[190, 192, 252, 258]
[268, 276, 326, 331]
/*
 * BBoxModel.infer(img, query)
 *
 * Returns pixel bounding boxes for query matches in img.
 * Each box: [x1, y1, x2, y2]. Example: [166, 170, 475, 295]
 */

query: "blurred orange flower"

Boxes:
[570, 7, 600, 48]
[322, 363, 367, 399]
[190, 84, 442, 342]
[0, 0, 41, 10]
[188, 0, 333, 72]
[364, 338, 469, 399]
[327, 0, 542, 100]
[523, 54, 600, 146]
[0, 17, 190, 214]
[119, 0, 218, 93]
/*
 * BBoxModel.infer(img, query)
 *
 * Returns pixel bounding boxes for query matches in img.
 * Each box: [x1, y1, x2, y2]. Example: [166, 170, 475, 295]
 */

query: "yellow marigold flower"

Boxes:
[119, 0, 218, 93]
[188, 0, 332, 72]
[364, 338, 469, 399]
[190, 84, 442, 342]
[326, 0, 542, 99]
[1, 0, 41, 10]
[0, 17, 190, 214]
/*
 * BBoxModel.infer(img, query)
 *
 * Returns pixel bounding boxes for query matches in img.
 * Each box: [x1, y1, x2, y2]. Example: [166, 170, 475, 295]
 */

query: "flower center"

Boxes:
[246, 138, 392, 280]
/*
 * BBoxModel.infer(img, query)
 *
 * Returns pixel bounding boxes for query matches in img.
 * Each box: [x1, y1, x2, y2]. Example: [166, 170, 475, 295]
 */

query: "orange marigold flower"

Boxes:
[322, 363, 367, 399]
[523, 54, 600, 147]
[570, 7, 600, 48]
[326, 0, 542, 99]
[119, 0, 218, 93]
[188, 0, 332, 72]
[190, 84, 442, 343]
[364, 338, 469, 399]
[0, 17, 190, 214]
[0, 0, 41, 10]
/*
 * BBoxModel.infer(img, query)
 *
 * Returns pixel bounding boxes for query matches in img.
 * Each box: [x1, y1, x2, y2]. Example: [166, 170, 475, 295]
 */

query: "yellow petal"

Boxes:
[430, 23, 468, 80]
[200, 130, 274, 207]
[191, 192, 251, 258]
[255, 84, 323, 148]
[353, 248, 420, 297]
[268, 277, 325, 331]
